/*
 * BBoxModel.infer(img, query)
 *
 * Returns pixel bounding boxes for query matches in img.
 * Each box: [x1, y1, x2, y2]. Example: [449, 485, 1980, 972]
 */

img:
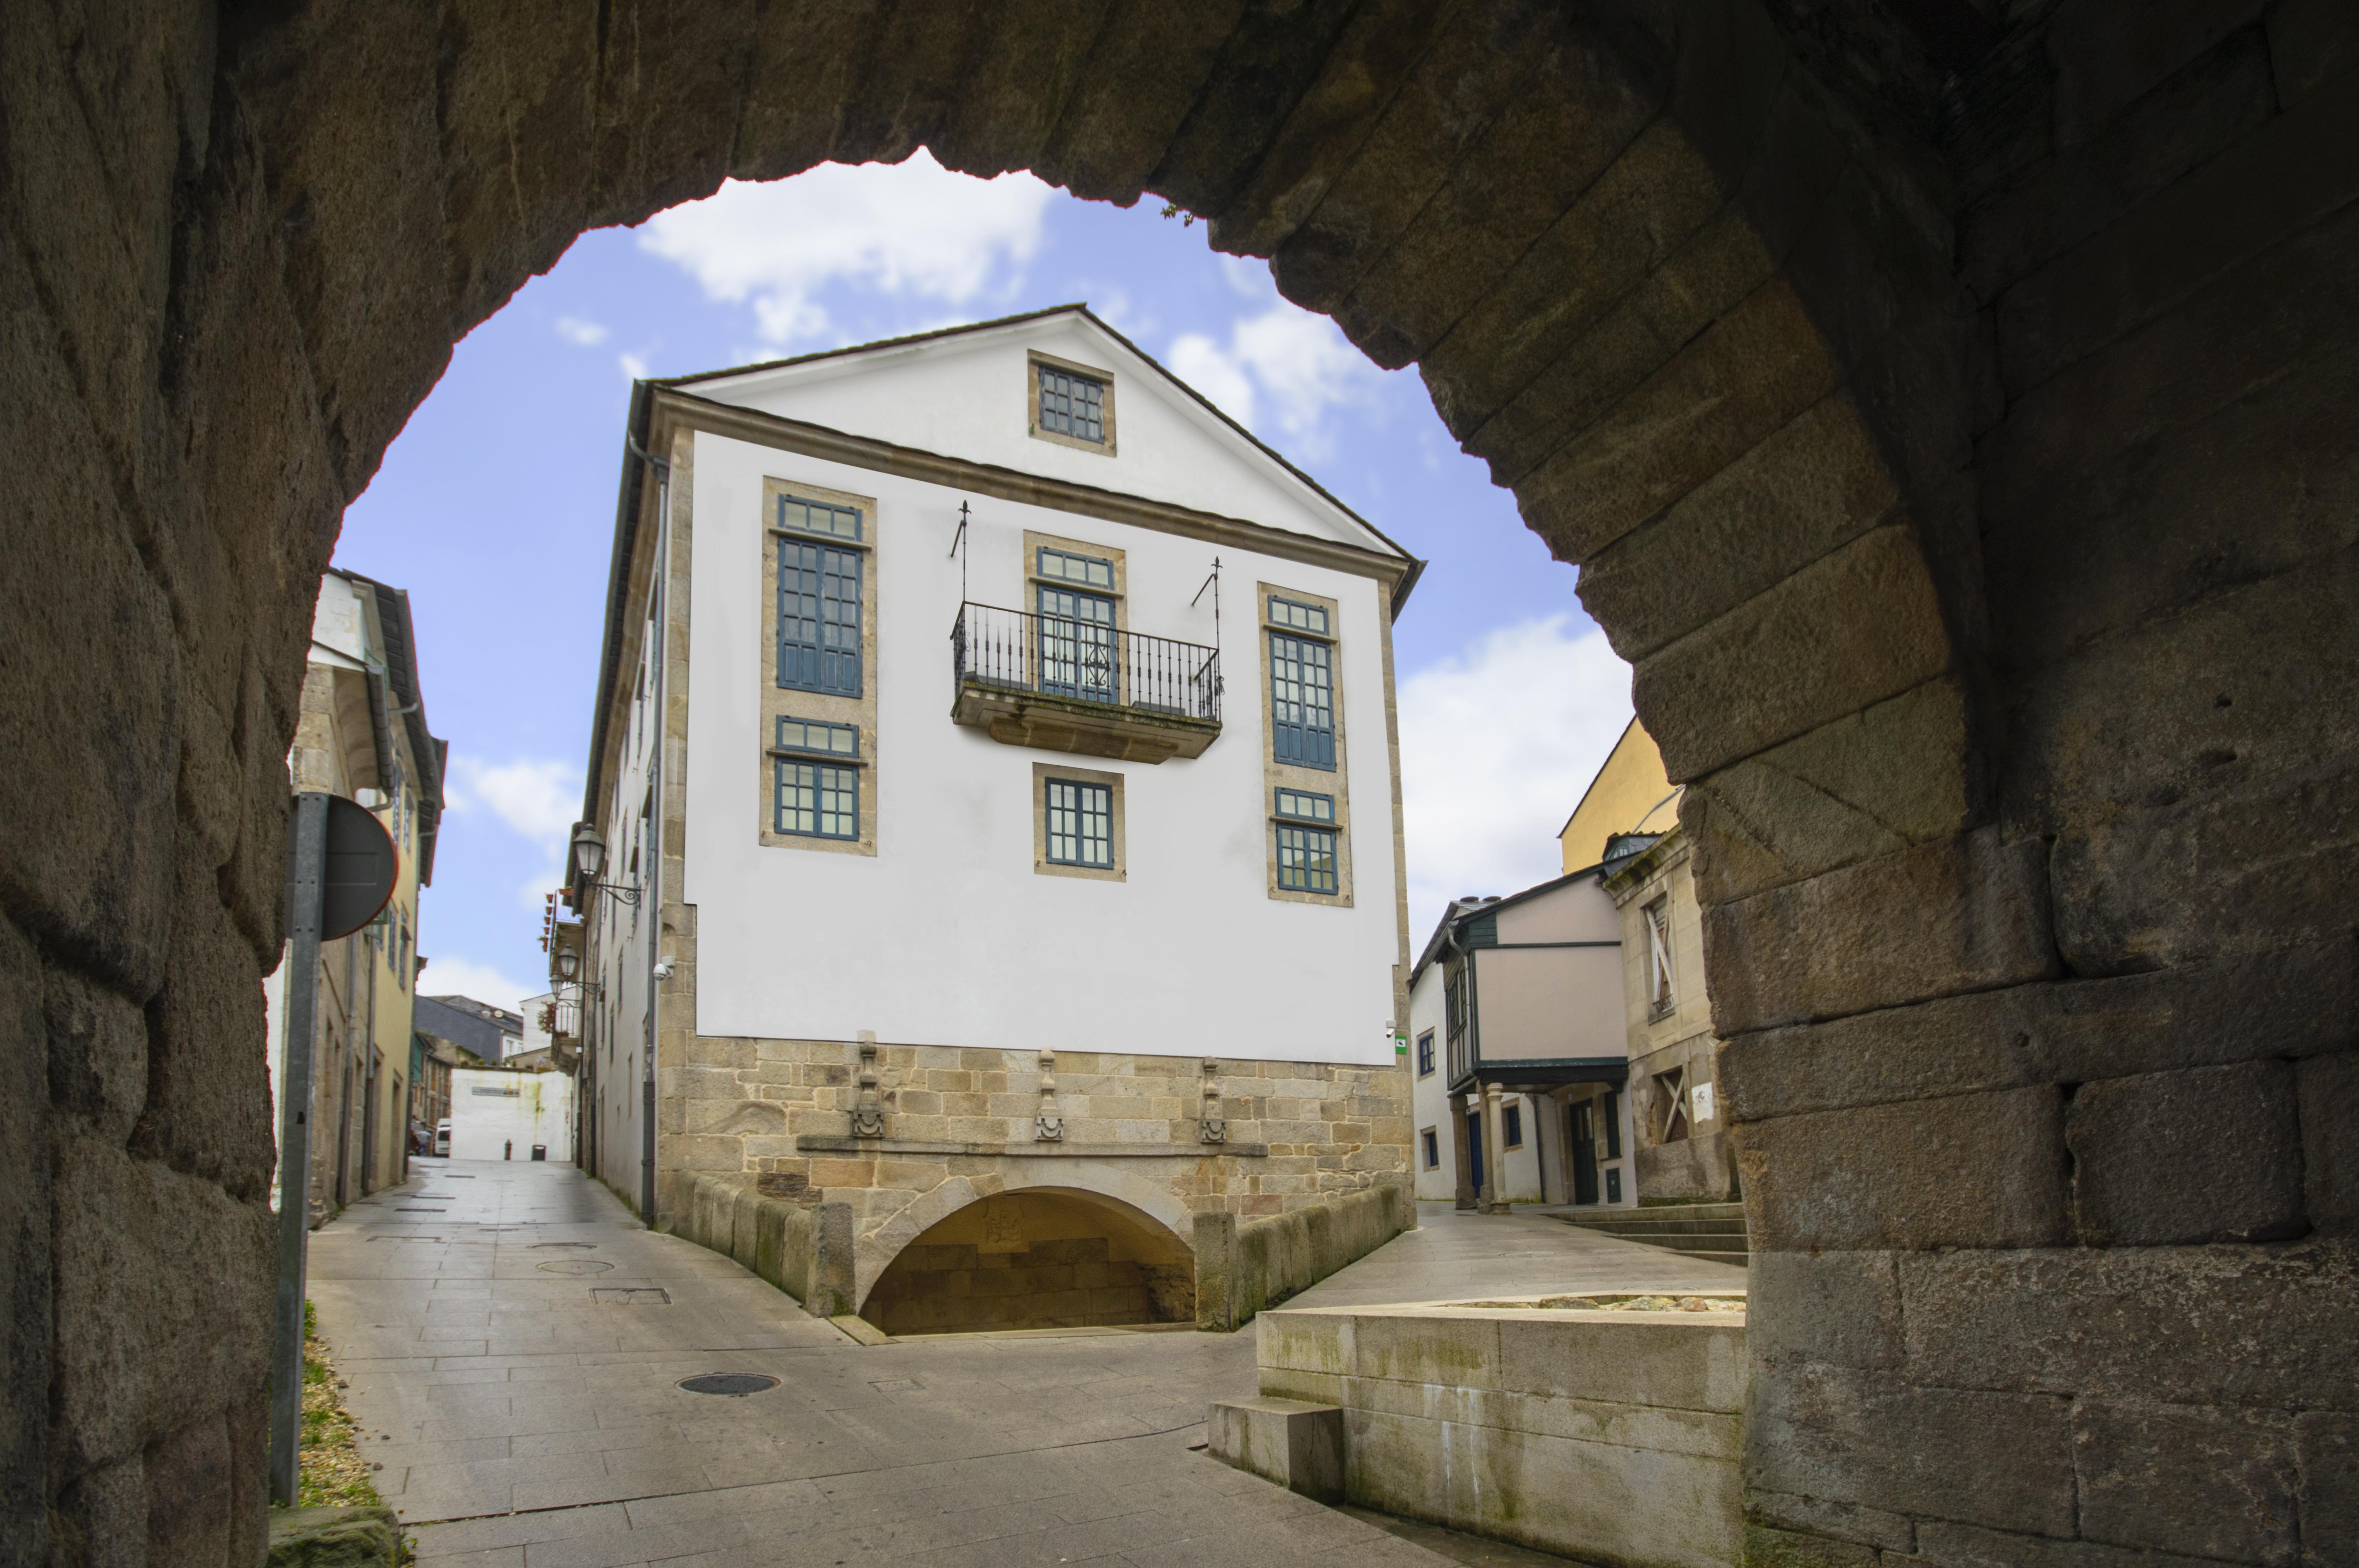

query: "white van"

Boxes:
[434, 1119, 450, 1157]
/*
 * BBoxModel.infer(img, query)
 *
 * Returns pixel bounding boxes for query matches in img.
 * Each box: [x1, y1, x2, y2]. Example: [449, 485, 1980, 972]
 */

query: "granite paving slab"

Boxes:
[314, 1162, 1554, 1567]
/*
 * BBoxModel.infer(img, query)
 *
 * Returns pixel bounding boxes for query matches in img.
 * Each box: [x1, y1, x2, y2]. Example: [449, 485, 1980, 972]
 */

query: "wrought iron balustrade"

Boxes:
[950, 602, 1221, 725]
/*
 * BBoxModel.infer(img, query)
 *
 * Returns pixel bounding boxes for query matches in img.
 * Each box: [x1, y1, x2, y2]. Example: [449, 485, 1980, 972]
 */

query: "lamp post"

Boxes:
[567, 823, 637, 907]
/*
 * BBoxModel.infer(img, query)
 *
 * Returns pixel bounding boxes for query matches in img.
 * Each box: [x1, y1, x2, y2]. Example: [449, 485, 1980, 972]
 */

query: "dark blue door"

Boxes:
[1467, 1111, 1485, 1193]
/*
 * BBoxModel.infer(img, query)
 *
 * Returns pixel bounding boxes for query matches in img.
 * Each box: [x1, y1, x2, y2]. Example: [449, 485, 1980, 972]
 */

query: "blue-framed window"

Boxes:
[1037, 554, 1119, 703]
[774, 716, 858, 759]
[1503, 1103, 1523, 1149]
[1274, 788, 1334, 824]
[1038, 366, 1105, 442]
[1276, 823, 1338, 894]
[1037, 546, 1114, 590]
[1269, 626, 1335, 769]
[1416, 1030, 1435, 1077]
[772, 718, 859, 840]
[1268, 597, 1329, 637]
[1045, 778, 1114, 868]
[1421, 1128, 1440, 1169]
[777, 496, 863, 696]
[777, 495, 861, 542]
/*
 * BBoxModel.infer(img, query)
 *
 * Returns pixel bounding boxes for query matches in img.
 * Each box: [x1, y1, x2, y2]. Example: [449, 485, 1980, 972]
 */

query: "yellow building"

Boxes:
[1555, 721, 1734, 1202]
[1557, 718, 1678, 873]
[267, 568, 445, 1222]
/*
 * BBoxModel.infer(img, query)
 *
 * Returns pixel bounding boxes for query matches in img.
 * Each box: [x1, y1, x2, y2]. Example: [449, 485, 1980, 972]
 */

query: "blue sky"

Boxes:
[333, 154, 1634, 1015]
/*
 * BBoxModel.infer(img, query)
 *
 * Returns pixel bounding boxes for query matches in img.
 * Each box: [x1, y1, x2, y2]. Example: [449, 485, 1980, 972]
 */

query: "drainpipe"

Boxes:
[640, 443, 669, 1228]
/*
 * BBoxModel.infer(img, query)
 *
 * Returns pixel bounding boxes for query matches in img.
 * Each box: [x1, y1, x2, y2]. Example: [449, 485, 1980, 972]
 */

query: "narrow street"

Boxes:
[315, 1162, 1554, 1568]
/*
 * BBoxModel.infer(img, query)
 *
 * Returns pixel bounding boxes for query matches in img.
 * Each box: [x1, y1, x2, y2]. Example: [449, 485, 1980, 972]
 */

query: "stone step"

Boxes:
[1207, 1397, 1345, 1503]
[1558, 1216, 1749, 1237]
[1663, 1233, 1749, 1253]
[1550, 1202, 1750, 1272]
[1671, 1249, 1748, 1269]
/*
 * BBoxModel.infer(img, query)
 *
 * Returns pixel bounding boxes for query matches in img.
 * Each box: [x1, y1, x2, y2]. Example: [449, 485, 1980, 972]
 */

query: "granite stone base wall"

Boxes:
[650, 987, 1417, 1314]
[671, 1173, 854, 1319]
[1250, 1300, 1747, 1567]
[1196, 1184, 1413, 1331]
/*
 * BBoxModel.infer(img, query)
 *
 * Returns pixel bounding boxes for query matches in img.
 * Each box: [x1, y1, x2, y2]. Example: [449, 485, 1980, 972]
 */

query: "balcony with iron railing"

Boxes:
[950, 601, 1221, 762]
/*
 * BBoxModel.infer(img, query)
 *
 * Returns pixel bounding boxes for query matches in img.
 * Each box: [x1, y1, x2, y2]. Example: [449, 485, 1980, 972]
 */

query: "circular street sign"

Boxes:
[320, 795, 399, 940]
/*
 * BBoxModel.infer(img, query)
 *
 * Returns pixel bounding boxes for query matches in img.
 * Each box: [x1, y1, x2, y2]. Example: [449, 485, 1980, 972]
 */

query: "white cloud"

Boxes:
[443, 757, 582, 912]
[618, 351, 649, 380]
[1398, 616, 1634, 943]
[554, 316, 610, 347]
[638, 151, 1054, 346]
[446, 757, 580, 842]
[1168, 332, 1261, 429]
[417, 955, 538, 1021]
[1165, 286, 1381, 461]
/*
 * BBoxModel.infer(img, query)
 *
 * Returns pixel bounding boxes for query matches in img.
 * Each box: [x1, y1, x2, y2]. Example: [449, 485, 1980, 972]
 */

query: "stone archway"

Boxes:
[859, 1186, 1196, 1337]
[11, 3, 2355, 1563]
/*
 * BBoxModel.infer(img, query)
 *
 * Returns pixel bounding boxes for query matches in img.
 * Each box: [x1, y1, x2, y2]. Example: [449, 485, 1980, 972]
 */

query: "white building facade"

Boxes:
[568, 308, 1420, 1334]
[447, 1067, 575, 1162]
[1408, 875, 1637, 1213]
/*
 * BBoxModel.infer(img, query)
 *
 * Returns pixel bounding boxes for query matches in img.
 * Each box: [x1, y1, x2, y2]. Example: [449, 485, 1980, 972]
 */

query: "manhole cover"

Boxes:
[531, 1242, 597, 1249]
[591, 1287, 669, 1305]
[679, 1373, 778, 1397]
[536, 1259, 614, 1275]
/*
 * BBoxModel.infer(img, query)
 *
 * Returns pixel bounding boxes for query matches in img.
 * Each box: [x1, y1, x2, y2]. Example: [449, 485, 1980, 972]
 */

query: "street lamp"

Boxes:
[554, 947, 580, 983]
[570, 823, 606, 885]
[568, 822, 638, 907]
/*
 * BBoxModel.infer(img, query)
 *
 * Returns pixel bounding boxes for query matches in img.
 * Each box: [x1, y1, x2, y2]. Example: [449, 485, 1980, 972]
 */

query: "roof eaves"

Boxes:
[654, 303, 1092, 388]
[580, 379, 657, 886]
[341, 571, 448, 886]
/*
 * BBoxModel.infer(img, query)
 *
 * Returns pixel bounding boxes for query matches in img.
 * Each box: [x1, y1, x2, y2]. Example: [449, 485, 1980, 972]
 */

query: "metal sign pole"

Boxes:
[269, 791, 330, 1506]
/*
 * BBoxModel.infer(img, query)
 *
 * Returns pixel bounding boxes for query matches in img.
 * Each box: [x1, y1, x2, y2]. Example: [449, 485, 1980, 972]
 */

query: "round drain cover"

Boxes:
[679, 1373, 779, 1397]
[536, 1259, 614, 1275]
[531, 1242, 597, 1249]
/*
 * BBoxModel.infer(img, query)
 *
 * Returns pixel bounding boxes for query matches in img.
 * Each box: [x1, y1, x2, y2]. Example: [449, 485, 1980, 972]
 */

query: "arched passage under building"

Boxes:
[860, 1187, 1195, 1338]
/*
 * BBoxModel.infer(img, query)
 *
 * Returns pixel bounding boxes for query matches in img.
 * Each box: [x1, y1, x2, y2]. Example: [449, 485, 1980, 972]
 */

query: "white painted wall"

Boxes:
[449, 1068, 575, 1162]
[518, 995, 553, 1060]
[686, 314, 1390, 558]
[1408, 958, 1452, 1201]
[677, 341, 1407, 1063]
[589, 600, 662, 1208]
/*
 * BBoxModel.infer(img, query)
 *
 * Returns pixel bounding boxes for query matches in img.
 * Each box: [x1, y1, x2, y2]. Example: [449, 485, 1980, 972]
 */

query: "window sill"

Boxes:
[767, 524, 872, 552]
[766, 748, 868, 766]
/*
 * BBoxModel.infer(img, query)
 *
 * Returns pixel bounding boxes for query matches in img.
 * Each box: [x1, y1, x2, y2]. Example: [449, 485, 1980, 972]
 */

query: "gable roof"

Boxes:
[1408, 863, 1609, 990]
[663, 303, 1421, 578]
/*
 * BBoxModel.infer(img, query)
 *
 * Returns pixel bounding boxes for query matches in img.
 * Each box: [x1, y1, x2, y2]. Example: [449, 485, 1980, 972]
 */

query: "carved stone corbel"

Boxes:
[1198, 1056, 1226, 1144]
[1035, 1050, 1064, 1141]
[851, 1032, 886, 1139]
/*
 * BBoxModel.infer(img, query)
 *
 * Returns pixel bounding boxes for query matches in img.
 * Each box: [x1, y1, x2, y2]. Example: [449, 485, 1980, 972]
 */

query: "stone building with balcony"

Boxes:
[565, 306, 1420, 1335]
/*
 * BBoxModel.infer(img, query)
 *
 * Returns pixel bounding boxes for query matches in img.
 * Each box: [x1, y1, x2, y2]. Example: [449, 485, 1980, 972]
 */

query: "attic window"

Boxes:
[1029, 354, 1117, 455]
[1039, 367, 1103, 442]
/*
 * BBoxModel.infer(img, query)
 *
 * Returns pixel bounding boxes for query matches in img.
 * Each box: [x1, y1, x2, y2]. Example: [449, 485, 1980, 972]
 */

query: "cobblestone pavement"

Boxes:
[313, 1164, 1701, 1566]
